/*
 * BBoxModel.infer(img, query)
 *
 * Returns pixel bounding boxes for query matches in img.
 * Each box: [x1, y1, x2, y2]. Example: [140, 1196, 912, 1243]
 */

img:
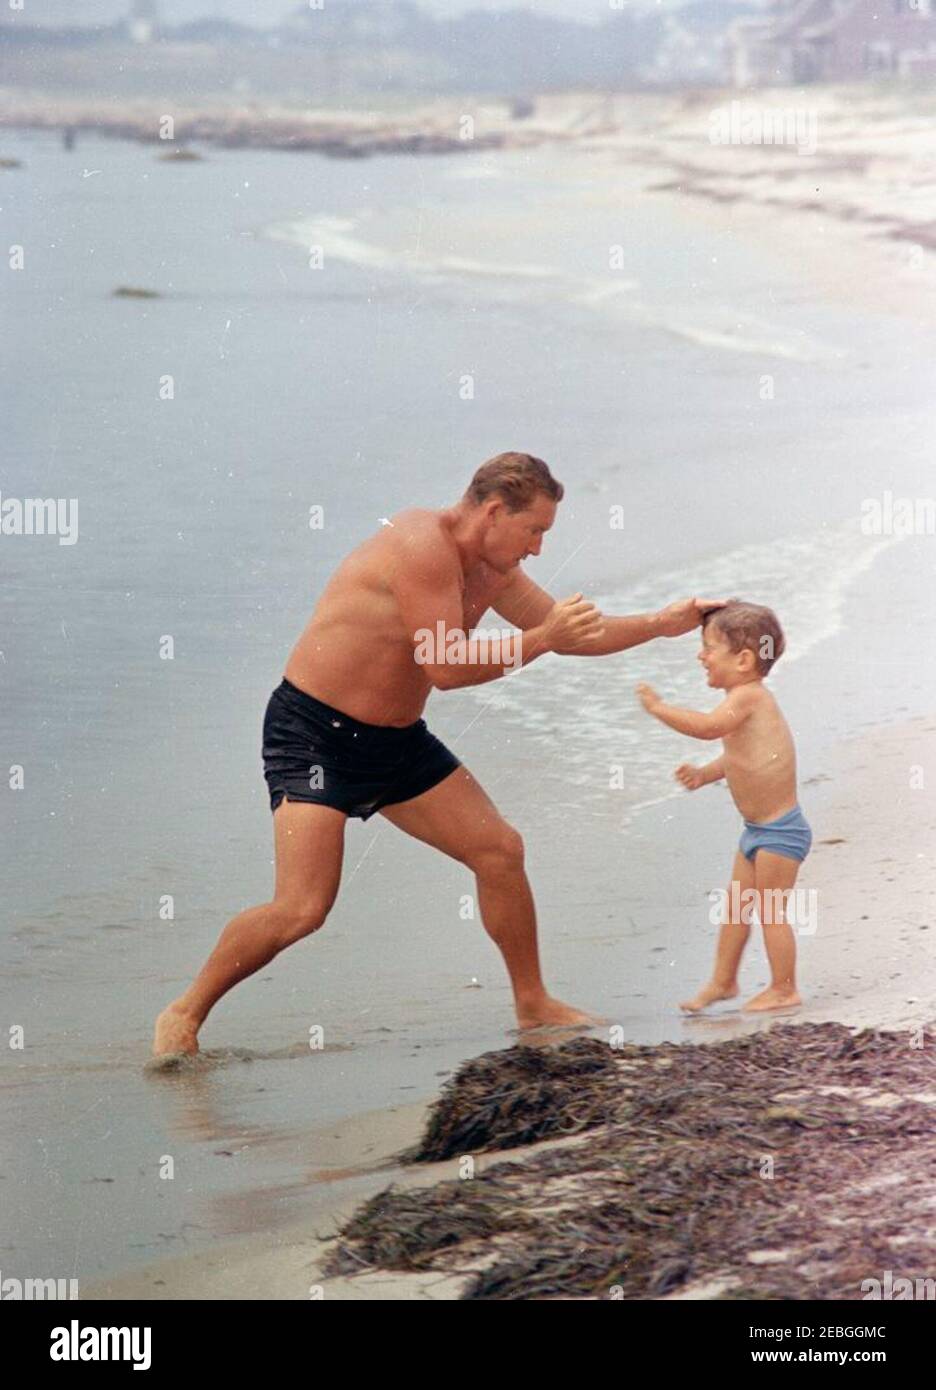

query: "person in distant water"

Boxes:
[636, 601, 812, 1014]
[153, 452, 724, 1056]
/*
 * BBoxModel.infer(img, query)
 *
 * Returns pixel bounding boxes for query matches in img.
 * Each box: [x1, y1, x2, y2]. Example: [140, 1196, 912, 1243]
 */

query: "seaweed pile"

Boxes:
[324, 1023, 936, 1300]
[403, 1035, 623, 1162]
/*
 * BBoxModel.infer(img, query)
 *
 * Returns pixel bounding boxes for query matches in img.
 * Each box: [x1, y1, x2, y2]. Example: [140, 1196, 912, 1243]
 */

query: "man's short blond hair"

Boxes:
[466, 452, 564, 512]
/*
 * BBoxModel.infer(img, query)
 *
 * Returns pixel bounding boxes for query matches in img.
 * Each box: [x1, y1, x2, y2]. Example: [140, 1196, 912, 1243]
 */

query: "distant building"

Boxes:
[126, 0, 159, 46]
[728, 0, 936, 84]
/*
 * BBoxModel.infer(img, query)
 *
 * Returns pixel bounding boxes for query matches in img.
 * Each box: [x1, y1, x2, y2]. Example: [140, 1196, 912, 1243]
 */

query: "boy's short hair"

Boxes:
[466, 452, 564, 512]
[703, 601, 786, 676]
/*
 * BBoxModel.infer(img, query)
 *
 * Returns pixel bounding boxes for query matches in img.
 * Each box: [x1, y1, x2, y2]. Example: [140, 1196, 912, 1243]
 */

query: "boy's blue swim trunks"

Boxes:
[262, 677, 461, 820]
[739, 804, 812, 864]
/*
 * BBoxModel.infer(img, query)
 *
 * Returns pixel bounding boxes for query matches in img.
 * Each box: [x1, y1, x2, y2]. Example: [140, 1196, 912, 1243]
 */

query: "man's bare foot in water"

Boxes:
[152, 1002, 200, 1057]
[679, 982, 739, 1014]
[742, 986, 801, 1013]
[517, 996, 601, 1030]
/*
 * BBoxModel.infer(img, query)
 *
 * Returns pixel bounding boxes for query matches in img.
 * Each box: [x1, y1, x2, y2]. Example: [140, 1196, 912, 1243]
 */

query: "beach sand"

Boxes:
[83, 714, 936, 1300]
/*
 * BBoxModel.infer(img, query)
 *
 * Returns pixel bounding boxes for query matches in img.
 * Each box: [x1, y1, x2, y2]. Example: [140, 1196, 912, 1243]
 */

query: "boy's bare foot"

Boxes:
[742, 987, 802, 1013]
[517, 996, 601, 1030]
[679, 983, 739, 1013]
[152, 1002, 201, 1057]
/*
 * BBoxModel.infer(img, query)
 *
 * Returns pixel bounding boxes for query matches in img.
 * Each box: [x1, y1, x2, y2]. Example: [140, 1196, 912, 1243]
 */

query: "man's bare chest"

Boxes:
[462, 566, 509, 631]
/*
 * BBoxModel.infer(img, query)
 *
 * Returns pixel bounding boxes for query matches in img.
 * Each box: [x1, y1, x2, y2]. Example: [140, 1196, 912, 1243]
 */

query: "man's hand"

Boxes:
[675, 763, 705, 791]
[635, 682, 662, 714]
[541, 593, 604, 653]
[654, 597, 730, 638]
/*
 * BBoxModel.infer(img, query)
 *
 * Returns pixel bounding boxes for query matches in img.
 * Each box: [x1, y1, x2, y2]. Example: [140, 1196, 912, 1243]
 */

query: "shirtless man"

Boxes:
[153, 452, 723, 1056]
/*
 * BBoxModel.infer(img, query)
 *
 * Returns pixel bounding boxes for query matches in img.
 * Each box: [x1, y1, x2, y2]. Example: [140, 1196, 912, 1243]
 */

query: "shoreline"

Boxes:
[83, 712, 936, 1300]
[4, 83, 936, 325]
[2, 81, 936, 204]
[0, 87, 564, 159]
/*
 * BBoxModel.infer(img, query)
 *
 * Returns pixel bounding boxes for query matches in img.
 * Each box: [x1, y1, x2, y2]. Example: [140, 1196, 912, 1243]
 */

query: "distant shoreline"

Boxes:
[3, 83, 936, 271]
[0, 91, 516, 159]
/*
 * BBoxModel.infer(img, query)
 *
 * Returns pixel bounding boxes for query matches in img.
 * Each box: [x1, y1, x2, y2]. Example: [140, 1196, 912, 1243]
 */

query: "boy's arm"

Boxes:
[676, 754, 725, 790]
[636, 683, 758, 740]
[699, 755, 726, 783]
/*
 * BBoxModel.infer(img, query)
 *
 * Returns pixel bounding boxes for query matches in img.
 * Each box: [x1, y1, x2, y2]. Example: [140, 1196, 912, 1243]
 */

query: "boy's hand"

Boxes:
[675, 763, 705, 791]
[654, 596, 731, 638]
[636, 682, 661, 713]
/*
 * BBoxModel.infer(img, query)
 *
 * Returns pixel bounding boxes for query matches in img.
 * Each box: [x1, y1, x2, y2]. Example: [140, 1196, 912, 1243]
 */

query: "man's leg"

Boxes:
[152, 799, 347, 1056]
[680, 849, 755, 1012]
[743, 850, 802, 1012]
[380, 766, 597, 1030]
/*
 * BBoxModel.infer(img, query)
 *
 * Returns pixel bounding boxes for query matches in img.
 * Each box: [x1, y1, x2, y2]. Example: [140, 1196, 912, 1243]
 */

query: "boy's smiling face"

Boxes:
[699, 622, 754, 688]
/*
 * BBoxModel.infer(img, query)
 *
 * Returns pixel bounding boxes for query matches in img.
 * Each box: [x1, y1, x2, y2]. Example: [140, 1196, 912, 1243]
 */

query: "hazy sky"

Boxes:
[19, 0, 617, 28]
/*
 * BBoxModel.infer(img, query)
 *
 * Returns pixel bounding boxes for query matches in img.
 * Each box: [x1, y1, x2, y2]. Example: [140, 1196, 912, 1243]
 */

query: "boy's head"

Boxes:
[699, 601, 785, 688]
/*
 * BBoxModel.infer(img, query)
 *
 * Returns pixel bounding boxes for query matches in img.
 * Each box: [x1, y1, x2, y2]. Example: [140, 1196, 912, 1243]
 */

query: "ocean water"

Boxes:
[2, 128, 936, 1286]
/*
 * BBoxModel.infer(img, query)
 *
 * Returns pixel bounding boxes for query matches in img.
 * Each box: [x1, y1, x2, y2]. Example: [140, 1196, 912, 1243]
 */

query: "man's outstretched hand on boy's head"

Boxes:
[654, 596, 731, 638]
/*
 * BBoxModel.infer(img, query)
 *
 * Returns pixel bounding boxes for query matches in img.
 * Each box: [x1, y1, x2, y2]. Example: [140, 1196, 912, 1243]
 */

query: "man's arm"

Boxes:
[392, 541, 600, 690]
[492, 571, 727, 655]
[392, 546, 542, 689]
[636, 683, 757, 740]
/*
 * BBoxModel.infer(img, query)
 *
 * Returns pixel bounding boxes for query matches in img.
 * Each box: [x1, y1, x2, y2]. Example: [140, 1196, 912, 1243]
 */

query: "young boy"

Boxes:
[636, 601, 811, 1013]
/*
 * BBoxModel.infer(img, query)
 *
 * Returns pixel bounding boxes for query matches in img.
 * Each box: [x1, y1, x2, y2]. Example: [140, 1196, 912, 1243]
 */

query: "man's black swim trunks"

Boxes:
[261, 677, 462, 820]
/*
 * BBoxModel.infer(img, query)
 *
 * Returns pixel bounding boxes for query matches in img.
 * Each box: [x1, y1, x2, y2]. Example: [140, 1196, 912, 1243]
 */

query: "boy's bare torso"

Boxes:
[722, 684, 798, 825]
[284, 508, 511, 725]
